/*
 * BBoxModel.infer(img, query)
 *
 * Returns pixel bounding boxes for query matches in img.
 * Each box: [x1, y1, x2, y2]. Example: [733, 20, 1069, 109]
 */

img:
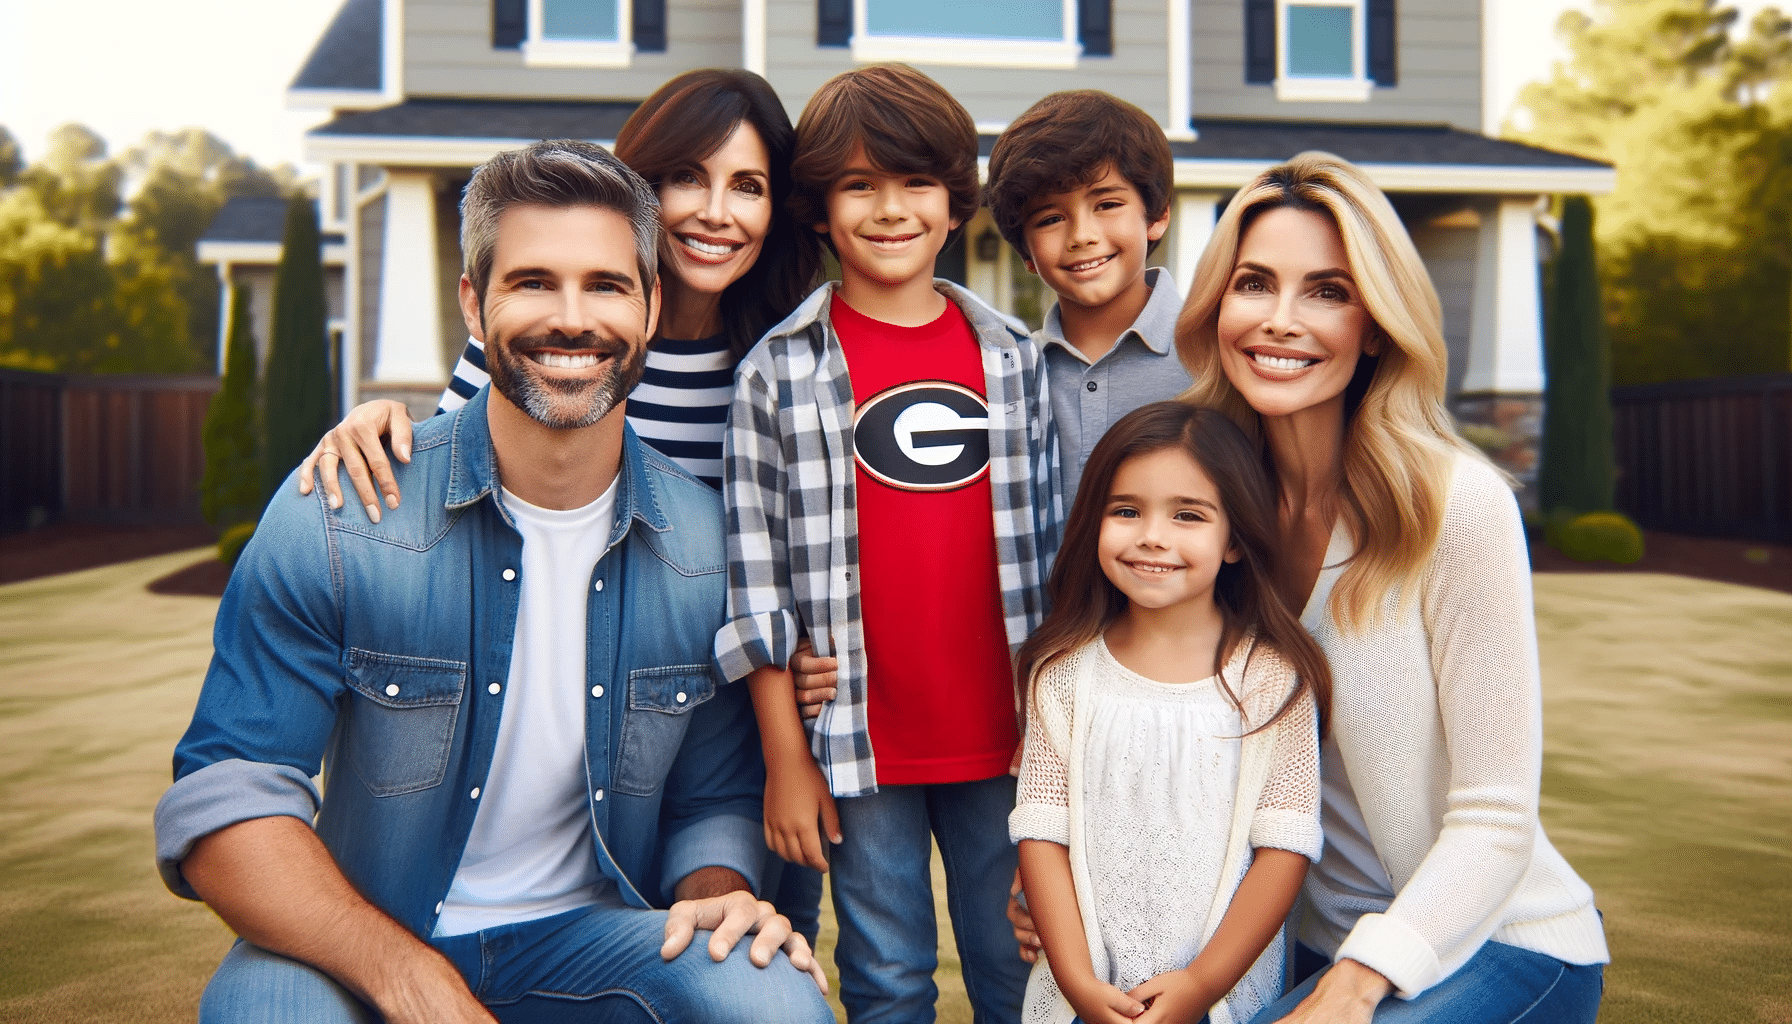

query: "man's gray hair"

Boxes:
[461, 139, 661, 304]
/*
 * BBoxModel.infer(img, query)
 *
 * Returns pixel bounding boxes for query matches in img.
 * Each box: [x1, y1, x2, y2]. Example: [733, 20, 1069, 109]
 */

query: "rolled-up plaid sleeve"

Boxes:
[714, 360, 802, 683]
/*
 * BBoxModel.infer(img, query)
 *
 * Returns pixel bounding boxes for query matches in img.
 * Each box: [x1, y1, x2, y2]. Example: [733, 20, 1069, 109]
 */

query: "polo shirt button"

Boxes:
[594, 789, 605, 802]
[469, 787, 480, 799]
[591, 684, 604, 698]
[594, 579, 604, 592]
[385, 684, 399, 697]
[488, 682, 501, 695]
[675, 691, 687, 704]
[1086, 380, 1098, 392]
[502, 568, 516, 581]
[435, 901, 444, 914]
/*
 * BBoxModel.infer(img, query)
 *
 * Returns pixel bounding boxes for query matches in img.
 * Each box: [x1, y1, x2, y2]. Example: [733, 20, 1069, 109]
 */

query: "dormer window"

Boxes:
[523, 0, 631, 66]
[848, 0, 1081, 67]
[1245, 0, 1394, 102]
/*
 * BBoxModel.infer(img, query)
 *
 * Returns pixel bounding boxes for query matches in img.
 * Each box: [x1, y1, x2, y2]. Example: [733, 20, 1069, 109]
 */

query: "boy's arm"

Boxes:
[714, 363, 804, 683]
[748, 664, 839, 873]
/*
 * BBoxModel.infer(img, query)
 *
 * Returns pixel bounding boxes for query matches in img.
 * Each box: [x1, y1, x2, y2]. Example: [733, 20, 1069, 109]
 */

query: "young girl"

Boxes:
[1010, 401, 1332, 1024]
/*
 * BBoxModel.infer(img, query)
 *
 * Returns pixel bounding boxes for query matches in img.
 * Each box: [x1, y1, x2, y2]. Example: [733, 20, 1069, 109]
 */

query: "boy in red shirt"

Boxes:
[714, 64, 1058, 1023]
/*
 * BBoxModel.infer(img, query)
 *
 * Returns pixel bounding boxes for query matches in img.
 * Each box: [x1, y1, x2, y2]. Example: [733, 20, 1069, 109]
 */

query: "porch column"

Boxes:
[1463, 196, 1545, 394]
[1169, 191, 1221, 298]
[372, 171, 446, 385]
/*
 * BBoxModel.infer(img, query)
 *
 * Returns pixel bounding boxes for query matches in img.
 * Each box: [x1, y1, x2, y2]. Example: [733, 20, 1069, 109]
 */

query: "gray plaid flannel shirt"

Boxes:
[713, 281, 1062, 798]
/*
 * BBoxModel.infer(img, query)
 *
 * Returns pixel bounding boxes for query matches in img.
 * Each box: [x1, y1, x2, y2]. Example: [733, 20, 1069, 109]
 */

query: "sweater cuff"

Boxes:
[1249, 808, 1324, 862]
[1334, 912, 1443, 999]
[1008, 804, 1069, 846]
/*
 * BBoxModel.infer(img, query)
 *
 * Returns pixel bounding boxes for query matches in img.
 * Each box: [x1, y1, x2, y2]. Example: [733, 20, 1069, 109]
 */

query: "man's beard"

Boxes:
[485, 329, 647, 430]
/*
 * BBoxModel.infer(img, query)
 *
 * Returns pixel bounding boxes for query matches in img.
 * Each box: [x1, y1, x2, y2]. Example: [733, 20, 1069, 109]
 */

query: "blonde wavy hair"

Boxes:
[1176, 151, 1484, 631]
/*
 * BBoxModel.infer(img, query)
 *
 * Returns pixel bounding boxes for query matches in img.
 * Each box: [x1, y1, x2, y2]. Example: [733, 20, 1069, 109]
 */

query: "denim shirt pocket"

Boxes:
[612, 665, 716, 797]
[342, 649, 467, 797]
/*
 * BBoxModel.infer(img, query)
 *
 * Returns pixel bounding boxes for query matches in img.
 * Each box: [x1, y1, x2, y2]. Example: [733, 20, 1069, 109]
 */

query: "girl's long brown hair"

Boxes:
[1018, 402, 1331, 735]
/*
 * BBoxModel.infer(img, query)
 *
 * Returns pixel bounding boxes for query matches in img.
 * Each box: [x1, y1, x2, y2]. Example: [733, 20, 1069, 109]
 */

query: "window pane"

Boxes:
[865, 0, 1062, 41]
[542, 0, 620, 41]
[1286, 5, 1354, 78]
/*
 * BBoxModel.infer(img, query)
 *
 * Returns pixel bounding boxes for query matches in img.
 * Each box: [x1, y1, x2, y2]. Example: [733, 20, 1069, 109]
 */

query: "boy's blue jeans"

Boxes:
[830, 774, 1031, 1024]
[198, 903, 835, 1024]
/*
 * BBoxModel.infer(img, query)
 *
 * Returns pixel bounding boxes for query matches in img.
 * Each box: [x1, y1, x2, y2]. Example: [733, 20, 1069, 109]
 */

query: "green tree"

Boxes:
[1513, 0, 1792, 383]
[201, 284, 263, 529]
[1540, 197, 1617, 516]
[0, 126, 21, 188]
[261, 194, 332, 503]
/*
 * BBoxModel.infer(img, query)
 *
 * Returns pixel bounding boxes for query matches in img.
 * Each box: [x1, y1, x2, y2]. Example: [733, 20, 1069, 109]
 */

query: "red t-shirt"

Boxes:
[832, 296, 1020, 786]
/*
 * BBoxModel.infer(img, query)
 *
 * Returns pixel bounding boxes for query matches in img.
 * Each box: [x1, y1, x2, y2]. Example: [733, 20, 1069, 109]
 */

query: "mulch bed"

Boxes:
[2, 523, 1789, 599]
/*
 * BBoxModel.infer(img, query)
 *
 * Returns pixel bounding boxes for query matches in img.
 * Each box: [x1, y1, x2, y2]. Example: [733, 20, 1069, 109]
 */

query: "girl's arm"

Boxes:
[1128, 848, 1309, 1023]
[747, 664, 838, 873]
[1018, 840, 1144, 1024]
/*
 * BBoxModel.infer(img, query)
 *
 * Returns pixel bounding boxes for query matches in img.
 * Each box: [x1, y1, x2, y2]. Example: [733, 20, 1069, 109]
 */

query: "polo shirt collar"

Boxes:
[1041, 266, 1180, 363]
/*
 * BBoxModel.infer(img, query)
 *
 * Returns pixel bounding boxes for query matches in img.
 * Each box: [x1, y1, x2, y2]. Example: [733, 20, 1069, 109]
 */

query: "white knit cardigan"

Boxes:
[1009, 637, 1322, 1024]
[1297, 452, 1610, 998]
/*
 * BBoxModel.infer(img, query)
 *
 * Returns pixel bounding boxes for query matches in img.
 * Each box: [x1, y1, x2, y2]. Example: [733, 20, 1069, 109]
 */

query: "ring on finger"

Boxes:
[321, 450, 341, 460]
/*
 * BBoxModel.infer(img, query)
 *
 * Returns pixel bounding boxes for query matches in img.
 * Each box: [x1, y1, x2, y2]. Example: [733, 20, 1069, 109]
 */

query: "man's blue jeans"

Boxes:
[1247, 941, 1604, 1024]
[830, 775, 1030, 1024]
[199, 903, 835, 1023]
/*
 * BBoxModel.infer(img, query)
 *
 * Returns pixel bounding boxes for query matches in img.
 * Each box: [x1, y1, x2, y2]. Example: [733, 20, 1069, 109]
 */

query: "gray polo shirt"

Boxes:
[1039, 267, 1194, 504]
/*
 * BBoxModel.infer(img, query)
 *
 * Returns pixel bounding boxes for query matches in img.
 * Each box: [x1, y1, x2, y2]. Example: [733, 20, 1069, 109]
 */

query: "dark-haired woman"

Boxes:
[295, 67, 827, 938]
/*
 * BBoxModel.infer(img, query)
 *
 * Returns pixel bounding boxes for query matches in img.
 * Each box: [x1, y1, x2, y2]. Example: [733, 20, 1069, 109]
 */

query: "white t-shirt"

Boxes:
[434, 479, 618, 937]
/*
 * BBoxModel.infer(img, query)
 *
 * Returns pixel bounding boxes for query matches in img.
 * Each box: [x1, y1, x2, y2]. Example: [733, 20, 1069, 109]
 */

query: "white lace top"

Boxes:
[1011, 636, 1323, 1024]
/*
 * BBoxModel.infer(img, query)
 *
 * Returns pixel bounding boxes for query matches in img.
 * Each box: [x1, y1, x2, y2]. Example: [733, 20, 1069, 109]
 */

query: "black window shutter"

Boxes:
[1079, 0, 1112, 56]
[634, 0, 666, 51]
[493, 0, 526, 49]
[1244, 0, 1275, 84]
[818, 0, 851, 47]
[1367, 0, 1396, 86]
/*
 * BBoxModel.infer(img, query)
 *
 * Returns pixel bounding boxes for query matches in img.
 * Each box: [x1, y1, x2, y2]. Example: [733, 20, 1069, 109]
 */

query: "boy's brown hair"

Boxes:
[985, 90, 1174, 260]
[788, 63, 981, 249]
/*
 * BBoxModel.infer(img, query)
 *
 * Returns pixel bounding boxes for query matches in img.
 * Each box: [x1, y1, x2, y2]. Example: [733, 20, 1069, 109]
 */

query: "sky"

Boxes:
[0, 0, 1774, 173]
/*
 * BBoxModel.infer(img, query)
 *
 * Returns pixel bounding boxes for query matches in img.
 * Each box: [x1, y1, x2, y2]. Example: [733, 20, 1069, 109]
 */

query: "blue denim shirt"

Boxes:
[154, 388, 765, 939]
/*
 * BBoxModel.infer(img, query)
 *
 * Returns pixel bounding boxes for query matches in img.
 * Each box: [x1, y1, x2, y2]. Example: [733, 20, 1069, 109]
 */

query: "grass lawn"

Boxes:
[0, 552, 1785, 1022]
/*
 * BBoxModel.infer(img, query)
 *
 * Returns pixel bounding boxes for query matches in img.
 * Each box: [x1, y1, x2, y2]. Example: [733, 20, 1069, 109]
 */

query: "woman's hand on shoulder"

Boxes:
[1268, 959, 1390, 1024]
[296, 399, 416, 523]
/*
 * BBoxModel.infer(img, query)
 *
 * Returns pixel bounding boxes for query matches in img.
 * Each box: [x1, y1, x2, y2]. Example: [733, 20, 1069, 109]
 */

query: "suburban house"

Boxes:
[204, 0, 1615, 491]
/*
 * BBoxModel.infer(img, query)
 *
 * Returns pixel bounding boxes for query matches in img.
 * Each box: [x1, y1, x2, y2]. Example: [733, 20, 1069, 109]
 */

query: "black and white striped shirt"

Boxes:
[437, 335, 735, 489]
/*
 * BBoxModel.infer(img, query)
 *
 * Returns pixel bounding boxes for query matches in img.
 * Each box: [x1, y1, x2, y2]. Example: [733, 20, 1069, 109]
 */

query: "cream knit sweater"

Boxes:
[1295, 452, 1609, 999]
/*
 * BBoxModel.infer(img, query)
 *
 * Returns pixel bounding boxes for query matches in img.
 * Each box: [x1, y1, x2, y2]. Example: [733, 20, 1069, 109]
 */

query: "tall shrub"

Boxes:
[261, 195, 331, 504]
[1540, 196, 1618, 516]
[200, 283, 262, 529]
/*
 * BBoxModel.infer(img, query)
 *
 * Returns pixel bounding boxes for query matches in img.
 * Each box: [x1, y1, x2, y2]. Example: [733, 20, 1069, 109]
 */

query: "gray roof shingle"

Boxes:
[290, 0, 382, 94]
[201, 197, 345, 247]
[309, 98, 642, 141]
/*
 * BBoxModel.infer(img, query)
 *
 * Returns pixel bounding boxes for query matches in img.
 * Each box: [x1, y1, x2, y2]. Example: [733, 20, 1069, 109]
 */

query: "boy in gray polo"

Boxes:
[986, 90, 1194, 503]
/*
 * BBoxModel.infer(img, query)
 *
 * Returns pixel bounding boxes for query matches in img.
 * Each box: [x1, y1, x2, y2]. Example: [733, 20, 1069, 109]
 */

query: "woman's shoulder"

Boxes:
[1433, 449, 1525, 541]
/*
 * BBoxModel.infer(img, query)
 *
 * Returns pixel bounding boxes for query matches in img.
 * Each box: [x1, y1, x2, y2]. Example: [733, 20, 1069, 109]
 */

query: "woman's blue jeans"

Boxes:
[829, 774, 1031, 1024]
[1248, 941, 1603, 1024]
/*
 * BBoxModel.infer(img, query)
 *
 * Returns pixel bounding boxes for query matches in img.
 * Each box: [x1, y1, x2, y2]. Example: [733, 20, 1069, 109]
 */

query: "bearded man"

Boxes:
[154, 140, 833, 1024]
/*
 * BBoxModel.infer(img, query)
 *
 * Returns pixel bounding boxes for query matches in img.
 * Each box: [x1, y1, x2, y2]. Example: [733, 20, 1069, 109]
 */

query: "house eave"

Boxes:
[1170, 160, 1617, 195]
[198, 240, 349, 266]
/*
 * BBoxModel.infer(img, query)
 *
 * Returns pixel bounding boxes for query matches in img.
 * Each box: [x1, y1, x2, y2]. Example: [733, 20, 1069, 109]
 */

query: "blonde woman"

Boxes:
[1172, 153, 1608, 1024]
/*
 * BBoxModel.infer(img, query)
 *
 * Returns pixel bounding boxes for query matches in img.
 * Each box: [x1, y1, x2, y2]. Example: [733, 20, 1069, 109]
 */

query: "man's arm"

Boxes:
[183, 817, 495, 1024]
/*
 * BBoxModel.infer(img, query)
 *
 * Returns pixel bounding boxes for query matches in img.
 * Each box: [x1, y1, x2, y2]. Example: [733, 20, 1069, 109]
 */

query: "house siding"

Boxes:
[403, 0, 742, 102]
[1192, 0, 1481, 131]
[1409, 218, 1477, 396]
[762, 0, 1171, 127]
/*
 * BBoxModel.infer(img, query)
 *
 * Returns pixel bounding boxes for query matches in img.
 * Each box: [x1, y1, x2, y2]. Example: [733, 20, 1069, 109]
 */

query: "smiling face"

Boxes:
[657, 121, 773, 307]
[819, 143, 959, 294]
[1215, 204, 1375, 422]
[1098, 446, 1239, 614]
[459, 203, 657, 430]
[1020, 163, 1169, 313]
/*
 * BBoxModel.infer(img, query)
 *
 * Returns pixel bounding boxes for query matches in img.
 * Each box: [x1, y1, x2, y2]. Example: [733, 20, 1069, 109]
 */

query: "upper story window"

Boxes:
[1246, 0, 1395, 102]
[523, 0, 631, 66]
[848, 0, 1082, 68]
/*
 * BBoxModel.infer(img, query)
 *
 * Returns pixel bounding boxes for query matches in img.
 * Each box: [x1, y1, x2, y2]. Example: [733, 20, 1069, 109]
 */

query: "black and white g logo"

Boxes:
[854, 381, 991, 491]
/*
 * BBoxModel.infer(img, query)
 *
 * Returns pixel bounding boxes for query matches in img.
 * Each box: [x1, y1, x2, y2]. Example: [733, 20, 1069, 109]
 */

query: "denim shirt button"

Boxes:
[435, 901, 444, 914]
[591, 684, 604, 698]
[487, 682, 501, 695]
[384, 684, 399, 697]
[594, 789, 605, 802]
[502, 568, 516, 581]
[469, 787, 480, 800]
[676, 692, 688, 704]
[594, 579, 604, 592]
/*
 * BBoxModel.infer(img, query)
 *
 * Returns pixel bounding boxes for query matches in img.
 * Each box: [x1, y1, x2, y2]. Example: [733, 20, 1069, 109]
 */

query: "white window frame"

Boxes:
[1275, 0, 1372, 103]
[850, 0, 1080, 68]
[523, 0, 633, 68]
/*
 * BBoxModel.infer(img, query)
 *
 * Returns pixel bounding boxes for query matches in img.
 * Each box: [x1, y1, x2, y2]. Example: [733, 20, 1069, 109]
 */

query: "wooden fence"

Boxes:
[1612, 373, 1792, 543]
[1, 369, 219, 531]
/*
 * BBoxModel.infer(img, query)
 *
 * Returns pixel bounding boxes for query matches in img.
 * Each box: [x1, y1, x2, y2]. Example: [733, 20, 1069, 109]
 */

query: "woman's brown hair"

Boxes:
[614, 68, 822, 359]
[1016, 402, 1331, 735]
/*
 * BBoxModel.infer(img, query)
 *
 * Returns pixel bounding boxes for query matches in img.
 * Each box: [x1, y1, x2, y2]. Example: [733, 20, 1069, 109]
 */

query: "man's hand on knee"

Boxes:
[661, 889, 829, 995]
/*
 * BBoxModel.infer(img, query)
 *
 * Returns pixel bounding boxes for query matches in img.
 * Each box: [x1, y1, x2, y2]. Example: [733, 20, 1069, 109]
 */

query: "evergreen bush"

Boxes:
[199, 283, 262, 530]
[261, 195, 332, 505]
[1539, 195, 1618, 518]
[1551, 511, 1646, 565]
